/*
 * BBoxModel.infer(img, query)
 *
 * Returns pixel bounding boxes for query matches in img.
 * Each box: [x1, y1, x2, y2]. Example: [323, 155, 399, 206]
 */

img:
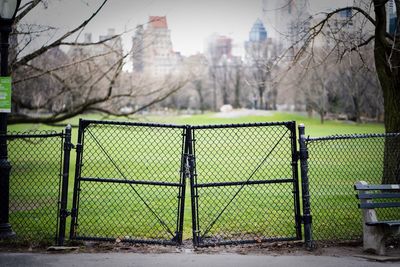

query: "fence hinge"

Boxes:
[60, 209, 71, 219]
[64, 142, 75, 151]
[294, 151, 300, 162]
[75, 143, 82, 153]
[171, 232, 182, 243]
[299, 149, 309, 160]
[70, 208, 78, 218]
[301, 215, 312, 224]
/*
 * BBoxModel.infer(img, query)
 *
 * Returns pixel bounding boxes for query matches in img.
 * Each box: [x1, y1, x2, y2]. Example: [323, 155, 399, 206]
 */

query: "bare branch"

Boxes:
[14, 49, 118, 84]
[13, 0, 109, 70]
[15, 0, 43, 24]
[340, 35, 375, 59]
[59, 34, 120, 47]
[87, 78, 188, 116]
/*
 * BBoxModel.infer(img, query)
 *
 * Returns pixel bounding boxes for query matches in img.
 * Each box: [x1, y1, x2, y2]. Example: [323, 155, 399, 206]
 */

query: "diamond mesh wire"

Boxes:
[4, 122, 399, 246]
[5, 131, 64, 243]
[191, 123, 300, 245]
[73, 122, 186, 244]
[306, 134, 400, 241]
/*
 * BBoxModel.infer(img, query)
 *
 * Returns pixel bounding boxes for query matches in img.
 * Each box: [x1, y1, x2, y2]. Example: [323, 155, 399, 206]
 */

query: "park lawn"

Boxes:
[6, 112, 388, 244]
[8, 111, 385, 136]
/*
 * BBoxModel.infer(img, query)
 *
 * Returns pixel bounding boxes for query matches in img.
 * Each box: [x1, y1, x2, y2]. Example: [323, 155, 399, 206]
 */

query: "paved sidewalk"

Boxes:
[0, 252, 398, 267]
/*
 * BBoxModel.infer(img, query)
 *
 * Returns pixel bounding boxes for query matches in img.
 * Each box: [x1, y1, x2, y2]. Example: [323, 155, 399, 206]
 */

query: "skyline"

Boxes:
[25, 0, 352, 58]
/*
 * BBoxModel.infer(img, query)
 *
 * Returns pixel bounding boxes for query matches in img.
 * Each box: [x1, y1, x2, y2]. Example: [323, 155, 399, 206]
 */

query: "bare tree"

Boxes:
[186, 54, 209, 113]
[244, 38, 280, 110]
[291, 0, 400, 182]
[232, 62, 243, 109]
[216, 55, 231, 106]
[335, 46, 382, 122]
[8, 0, 188, 124]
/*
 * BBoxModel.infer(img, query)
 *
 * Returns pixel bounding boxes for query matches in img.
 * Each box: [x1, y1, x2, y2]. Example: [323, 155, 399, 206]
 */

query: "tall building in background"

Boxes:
[97, 28, 123, 67]
[205, 34, 233, 65]
[262, 0, 310, 51]
[322, 8, 355, 47]
[132, 16, 181, 77]
[245, 18, 273, 64]
[387, 0, 397, 35]
[132, 25, 144, 72]
[84, 33, 92, 43]
[244, 19, 279, 110]
[249, 18, 267, 42]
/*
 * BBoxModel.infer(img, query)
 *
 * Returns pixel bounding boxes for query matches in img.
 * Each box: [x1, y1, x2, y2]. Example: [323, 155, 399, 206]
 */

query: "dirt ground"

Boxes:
[81, 240, 400, 258]
[2, 239, 399, 260]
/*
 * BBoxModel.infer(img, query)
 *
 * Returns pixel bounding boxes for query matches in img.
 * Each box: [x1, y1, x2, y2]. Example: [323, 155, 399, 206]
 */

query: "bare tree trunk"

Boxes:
[212, 70, 217, 111]
[319, 110, 324, 124]
[271, 86, 277, 110]
[222, 65, 229, 105]
[352, 96, 361, 123]
[233, 66, 241, 108]
[194, 80, 205, 114]
[374, 0, 400, 183]
[258, 87, 264, 110]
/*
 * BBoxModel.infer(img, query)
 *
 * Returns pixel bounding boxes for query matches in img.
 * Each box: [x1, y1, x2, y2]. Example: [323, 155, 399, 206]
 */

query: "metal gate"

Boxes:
[70, 119, 188, 245]
[190, 122, 302, 246]
[70, 119, 302, 246]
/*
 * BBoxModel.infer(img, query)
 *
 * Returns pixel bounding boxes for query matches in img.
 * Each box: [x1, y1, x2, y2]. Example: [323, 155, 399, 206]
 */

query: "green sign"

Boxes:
[0, 77, 11, 113]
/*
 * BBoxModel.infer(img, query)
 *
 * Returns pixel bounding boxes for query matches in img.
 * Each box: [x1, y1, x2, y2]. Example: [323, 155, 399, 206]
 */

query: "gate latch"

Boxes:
[301, 215, 312, 224]
[64, 142, 75, 151]
[184, 154, 194, 178]
[60, 209, 71, 219]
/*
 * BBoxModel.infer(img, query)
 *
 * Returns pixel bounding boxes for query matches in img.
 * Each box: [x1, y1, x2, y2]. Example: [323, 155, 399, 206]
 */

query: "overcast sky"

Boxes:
[24, 0, 352, 57]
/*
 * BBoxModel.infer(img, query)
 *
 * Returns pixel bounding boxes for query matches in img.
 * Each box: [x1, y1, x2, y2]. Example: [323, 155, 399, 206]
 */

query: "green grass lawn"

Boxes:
[6, 111, 390, 244]
[8, 111, 385, 135]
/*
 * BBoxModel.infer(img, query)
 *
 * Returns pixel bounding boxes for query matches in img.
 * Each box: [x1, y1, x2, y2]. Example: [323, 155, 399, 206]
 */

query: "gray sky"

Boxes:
[25, 0, 351, 57]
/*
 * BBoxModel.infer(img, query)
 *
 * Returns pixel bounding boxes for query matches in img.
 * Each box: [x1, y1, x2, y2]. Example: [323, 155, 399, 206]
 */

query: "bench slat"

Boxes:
[357, 193, 400, 199]
[366, 220, 400, 227]
[359, 202, 400, 209]
[355, 184, 400, 190]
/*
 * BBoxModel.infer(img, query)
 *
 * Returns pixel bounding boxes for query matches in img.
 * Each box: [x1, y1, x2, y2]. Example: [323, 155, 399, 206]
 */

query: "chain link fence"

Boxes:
[70, 121, 186, 244]
[4, 130, 64, 244]
[191, 122, 302, 246]
[305, 133, 400, 241]
[2, 120, 400, 247]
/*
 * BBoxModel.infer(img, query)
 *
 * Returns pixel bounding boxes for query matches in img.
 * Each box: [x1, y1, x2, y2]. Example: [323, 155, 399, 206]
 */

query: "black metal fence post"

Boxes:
[70, 119, 85, 239]
[0, 21, 15, 240]
[174, 128, 188, 244]
[298, 124, 313, 249]
[289, 121, 302, 240]
[58, 124, 72, 245]
[187, 126, 200, 246]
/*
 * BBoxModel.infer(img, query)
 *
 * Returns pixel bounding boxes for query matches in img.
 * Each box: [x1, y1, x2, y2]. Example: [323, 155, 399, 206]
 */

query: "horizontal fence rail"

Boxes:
[305, 132, 400, 241]
[1, 130, 65, 244]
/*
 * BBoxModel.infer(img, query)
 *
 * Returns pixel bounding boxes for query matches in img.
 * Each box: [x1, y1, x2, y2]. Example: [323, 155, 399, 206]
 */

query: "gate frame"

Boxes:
[189, 121, 303, 246]
[69, 119, 188, 245]
[65, 119, 313, 248]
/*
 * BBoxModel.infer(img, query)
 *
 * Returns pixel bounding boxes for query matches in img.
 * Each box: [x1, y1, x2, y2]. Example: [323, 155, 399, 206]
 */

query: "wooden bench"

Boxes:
[355, 181, 400, 255]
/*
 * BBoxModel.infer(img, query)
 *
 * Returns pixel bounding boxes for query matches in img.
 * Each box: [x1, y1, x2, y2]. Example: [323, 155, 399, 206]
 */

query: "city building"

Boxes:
[262, 0, 310, 51]
[244, 19, 279, 110]
[249, 18, 267, 42]
[244, 18, 275, 65]
[323, 8, 355, 48]
[205, 33, 233, 65]
[131, 16, 181, 77]
[132, 25, 144, 72]
[387, 0, 397, 35]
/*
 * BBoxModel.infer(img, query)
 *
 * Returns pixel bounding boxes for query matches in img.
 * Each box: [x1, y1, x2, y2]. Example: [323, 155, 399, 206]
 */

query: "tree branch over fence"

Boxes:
[13, 0, 109, 70]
